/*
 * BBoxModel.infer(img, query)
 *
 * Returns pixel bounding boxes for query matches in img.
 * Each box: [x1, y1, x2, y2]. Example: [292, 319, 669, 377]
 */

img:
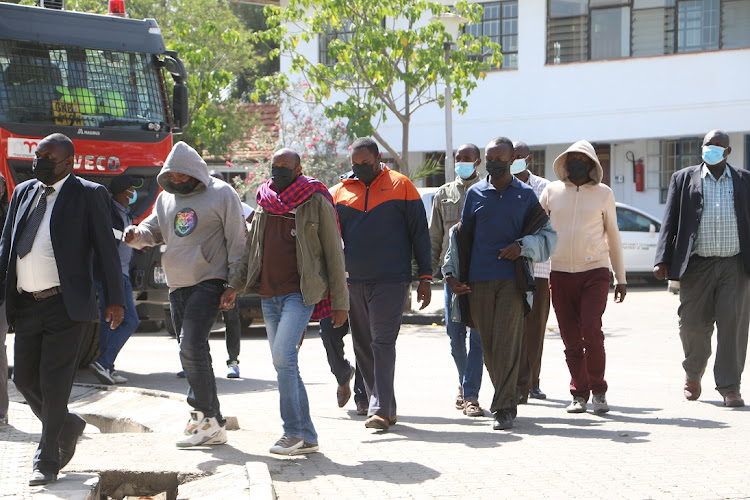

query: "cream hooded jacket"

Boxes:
[539, 140, 626, 285]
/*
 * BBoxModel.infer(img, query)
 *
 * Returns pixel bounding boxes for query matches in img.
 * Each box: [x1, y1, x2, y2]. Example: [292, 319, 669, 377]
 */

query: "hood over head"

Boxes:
[157, 141, 211, 194]
[553, 140, 603, 184]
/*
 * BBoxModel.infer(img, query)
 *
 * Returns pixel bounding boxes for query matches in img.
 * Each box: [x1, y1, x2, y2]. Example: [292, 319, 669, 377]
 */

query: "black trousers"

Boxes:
[319, 316, 366, 404]
[13, 294, 88, 474]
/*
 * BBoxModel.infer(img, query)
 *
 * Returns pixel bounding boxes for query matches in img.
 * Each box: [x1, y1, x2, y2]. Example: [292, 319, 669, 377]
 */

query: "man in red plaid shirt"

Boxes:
[230, 148, 349, 456]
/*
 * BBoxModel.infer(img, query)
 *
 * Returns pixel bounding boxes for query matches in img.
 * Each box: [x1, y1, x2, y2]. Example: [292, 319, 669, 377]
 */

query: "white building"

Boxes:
[285, 0, 750, 219]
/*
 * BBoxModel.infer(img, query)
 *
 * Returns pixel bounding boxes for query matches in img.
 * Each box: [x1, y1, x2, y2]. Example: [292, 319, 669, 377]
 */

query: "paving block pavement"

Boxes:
[3, 287, 749, 499]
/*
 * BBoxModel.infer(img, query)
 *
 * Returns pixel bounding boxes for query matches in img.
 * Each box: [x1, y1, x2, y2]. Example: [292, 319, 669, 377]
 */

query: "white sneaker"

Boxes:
[205, 425, 227, 445]
[89, 362, 114, 385]
[227, 361, 240, 379]
[110, 371, 128, 384]
[269, 435, 304, 455]
[592, 394, 610, 414]
[290, 441, 319, 455]
[176, 411, 221, 448]
[566, 397, 588, 413]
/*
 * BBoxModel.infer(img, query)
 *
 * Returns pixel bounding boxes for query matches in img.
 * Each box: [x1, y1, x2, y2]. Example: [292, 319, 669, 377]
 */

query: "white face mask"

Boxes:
[510, 158, 527, 175]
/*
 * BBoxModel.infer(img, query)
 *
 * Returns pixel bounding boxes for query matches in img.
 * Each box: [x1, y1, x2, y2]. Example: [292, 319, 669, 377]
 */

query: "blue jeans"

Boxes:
[445, 284, 483, 401]
[262, 293, 317, 444]
[170, 280, 225, 424]
[95, 275, 139, 371]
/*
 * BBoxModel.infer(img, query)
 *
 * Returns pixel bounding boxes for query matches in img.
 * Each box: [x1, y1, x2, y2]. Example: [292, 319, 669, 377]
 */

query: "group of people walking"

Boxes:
[0, 128, 746, 487]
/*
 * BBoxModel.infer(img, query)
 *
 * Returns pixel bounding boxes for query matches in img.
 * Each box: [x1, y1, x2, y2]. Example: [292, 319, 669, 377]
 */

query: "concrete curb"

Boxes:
[401, 313, 444, 325]
[33, 473, 100, 500]
[245, 462, 276, 500]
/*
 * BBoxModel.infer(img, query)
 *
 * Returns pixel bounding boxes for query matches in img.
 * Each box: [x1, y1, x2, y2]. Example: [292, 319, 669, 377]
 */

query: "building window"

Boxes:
[465, 1, 519, 69]
[319, 20, 355, 67]
[659, 137, 700, 203]
[547, 0, 750, 64]
[529, 148, 547, 178]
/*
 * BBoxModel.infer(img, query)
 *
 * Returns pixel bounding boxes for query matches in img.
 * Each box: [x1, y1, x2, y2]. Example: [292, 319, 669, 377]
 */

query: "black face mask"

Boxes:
[352, 163, 379, 185]
[486, 160, 509, 179]
[566, 159, 590, 182]
[32, 157, 66, 185]
[271, 166, 298, 193]
[168, 180, 197, 194]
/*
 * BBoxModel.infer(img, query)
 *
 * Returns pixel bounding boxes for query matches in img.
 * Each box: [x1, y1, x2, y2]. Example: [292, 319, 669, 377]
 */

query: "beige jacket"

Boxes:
[539, 140, 626, 285]
[429, 174, 481, 279]
[229, 191, 349, 310]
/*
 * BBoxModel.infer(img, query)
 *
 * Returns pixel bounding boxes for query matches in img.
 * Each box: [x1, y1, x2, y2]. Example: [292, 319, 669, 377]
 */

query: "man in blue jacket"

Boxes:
[654, 129, 749, 408]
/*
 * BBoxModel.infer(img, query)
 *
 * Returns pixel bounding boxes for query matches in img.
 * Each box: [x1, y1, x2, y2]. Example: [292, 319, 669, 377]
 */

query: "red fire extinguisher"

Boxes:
[635, 158, 645, 192]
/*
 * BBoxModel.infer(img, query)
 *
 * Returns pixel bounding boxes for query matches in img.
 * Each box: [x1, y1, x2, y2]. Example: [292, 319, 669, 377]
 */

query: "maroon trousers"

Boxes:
[549, 268, 610, 401]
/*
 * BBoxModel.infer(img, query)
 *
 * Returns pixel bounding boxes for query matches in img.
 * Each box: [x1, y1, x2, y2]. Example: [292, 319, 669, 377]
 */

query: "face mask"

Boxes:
[510, 158, 528, 175]
[566, 158, 590, 182]
[486, 160, 509, 179]
[128, 190, 138, 205]
[702, 145, 726, 165]
[352, 163, 379, 185]
[454, 162, 475, 179]
[168, 180, 196, 194]
[271, 166, 297, 192]
[32, 157, 65, 185]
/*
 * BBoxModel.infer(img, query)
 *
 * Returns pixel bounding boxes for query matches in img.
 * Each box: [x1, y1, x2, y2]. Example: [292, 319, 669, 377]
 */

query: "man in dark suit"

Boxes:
[0, 133, 125, 485]
[654, 129, 750, 408]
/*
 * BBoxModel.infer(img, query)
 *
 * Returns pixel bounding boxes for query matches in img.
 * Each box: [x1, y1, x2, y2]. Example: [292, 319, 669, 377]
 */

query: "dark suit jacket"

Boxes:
[0, 174, 125, 325]
[655, 164, 750, 280]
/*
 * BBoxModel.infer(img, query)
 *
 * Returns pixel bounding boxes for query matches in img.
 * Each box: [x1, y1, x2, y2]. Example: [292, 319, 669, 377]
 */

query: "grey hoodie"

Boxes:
[127, 142, 247, 290]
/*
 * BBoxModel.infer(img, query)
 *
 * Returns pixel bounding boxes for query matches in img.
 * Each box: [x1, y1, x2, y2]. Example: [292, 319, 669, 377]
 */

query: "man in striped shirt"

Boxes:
[511, 142, 552, 403]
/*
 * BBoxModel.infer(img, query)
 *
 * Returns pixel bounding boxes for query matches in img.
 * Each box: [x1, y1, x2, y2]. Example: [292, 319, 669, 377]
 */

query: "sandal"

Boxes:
[365, 414, 389, 430]
[455, 386, 465, 410]
[463, 400, 484, 417]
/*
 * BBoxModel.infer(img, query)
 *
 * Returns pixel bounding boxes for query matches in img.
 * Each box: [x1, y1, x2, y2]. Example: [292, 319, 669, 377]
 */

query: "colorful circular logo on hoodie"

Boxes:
[174, 208, 197, 237]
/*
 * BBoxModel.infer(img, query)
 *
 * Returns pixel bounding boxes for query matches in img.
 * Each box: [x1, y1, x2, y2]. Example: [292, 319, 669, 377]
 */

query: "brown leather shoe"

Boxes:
[364, 414, 389, 431]
[723, 391, 745, 407]
[684, 379, 701, 401]
[336, 367, 355, 408]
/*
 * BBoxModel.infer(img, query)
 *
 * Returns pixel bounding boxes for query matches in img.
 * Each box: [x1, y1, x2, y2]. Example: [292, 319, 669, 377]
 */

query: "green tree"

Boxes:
[254, 0, 502, 173]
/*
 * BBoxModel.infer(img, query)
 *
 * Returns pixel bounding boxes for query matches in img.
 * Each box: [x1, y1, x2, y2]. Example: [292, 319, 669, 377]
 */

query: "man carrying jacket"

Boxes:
[654, 130, 748, 408]
[333, 137, 432, 431]
[454, 136, 556, 431]
[539, 139, 626, 415]
[429, 143, 484, 417]
[125, 142, 246, 447]
[231, 148, 349, 454]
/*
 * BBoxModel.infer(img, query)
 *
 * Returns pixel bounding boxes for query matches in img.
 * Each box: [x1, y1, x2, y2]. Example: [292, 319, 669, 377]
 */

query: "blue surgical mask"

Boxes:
[128, 189, 138, 205]
[454, 162, 475, 179]
[702, 145, 726, 165]
[510, 158, 527, 175]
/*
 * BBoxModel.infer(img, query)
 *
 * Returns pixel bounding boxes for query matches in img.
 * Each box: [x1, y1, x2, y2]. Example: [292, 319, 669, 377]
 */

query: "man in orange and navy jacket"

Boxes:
[333, 137, 432, 431]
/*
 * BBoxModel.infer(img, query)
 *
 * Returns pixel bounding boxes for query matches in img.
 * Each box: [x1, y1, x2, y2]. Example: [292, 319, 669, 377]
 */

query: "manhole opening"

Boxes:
[98, 471, 184, 500]
[82, 414, 152, 434]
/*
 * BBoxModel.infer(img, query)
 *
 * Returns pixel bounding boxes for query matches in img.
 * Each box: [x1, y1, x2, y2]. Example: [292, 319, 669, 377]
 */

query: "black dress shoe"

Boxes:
[29, 470, 57, 486]
[492, 410, 513, 430]
[59, 414, 87, 469]
[530, 387, 547, 400]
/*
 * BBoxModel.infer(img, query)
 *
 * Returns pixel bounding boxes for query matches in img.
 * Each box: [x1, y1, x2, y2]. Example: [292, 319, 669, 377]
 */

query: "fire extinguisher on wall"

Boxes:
[635, 158, 645, 192]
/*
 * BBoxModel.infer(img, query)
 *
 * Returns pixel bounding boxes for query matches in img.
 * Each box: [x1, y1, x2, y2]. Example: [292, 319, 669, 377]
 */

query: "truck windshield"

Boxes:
[0, 39, 168, 131]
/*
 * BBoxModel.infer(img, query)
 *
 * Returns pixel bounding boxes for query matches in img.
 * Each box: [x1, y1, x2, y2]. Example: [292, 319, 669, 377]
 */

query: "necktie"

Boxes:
[16, 186, 55, 259]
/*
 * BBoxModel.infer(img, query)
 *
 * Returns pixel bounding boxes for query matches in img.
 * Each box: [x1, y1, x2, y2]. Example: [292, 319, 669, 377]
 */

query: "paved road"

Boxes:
[3, 286, 749, 499]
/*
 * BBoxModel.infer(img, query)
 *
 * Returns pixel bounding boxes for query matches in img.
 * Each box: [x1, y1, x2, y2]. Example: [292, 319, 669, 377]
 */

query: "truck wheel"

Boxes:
[241, 317, 254, 334]
[77, 322, 101, 369]
[164, 307, 177, 338]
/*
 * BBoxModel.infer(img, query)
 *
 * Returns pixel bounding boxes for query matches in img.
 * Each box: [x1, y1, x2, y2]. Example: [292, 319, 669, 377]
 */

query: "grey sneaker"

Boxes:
[290, 441, 319, 455]
[89, 361, 114, 385]
[270, 435, 304, 455]
[566, 397, 588, 413]
[227, 361, 240, 379]
[110, 371, 128, 384]
[592, 394, 610, 414]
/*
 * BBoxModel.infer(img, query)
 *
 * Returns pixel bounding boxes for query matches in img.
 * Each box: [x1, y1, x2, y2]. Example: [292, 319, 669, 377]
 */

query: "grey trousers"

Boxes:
[348, 281, 410, 419]
[0, 303, 7, 416]
[679, 255, 750, 394]
[468, 279, 526, 413]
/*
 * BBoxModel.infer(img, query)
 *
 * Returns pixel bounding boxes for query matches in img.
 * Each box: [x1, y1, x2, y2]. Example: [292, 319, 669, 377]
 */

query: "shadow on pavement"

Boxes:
[276, 455, 441, 484]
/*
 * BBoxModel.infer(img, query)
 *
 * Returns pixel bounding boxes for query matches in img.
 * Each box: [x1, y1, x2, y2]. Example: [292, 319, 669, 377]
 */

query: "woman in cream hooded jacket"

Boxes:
[538, 140, 626, 286]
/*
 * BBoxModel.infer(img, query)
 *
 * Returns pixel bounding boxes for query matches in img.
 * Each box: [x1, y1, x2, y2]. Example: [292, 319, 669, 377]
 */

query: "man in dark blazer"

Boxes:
[654, 129, 750, 408]
[0, 133, 125, 485]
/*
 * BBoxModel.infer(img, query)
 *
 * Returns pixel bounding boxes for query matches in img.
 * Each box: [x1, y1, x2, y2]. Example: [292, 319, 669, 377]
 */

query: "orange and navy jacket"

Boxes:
[333, 165, 432, 283]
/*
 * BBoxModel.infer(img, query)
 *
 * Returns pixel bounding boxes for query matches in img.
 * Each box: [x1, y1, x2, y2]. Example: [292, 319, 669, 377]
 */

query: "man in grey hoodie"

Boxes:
[125, 142, 246, 447]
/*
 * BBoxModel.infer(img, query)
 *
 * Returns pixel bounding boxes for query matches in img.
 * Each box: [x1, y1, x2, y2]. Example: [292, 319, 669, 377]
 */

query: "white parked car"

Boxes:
[418, 188, 661, 277]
